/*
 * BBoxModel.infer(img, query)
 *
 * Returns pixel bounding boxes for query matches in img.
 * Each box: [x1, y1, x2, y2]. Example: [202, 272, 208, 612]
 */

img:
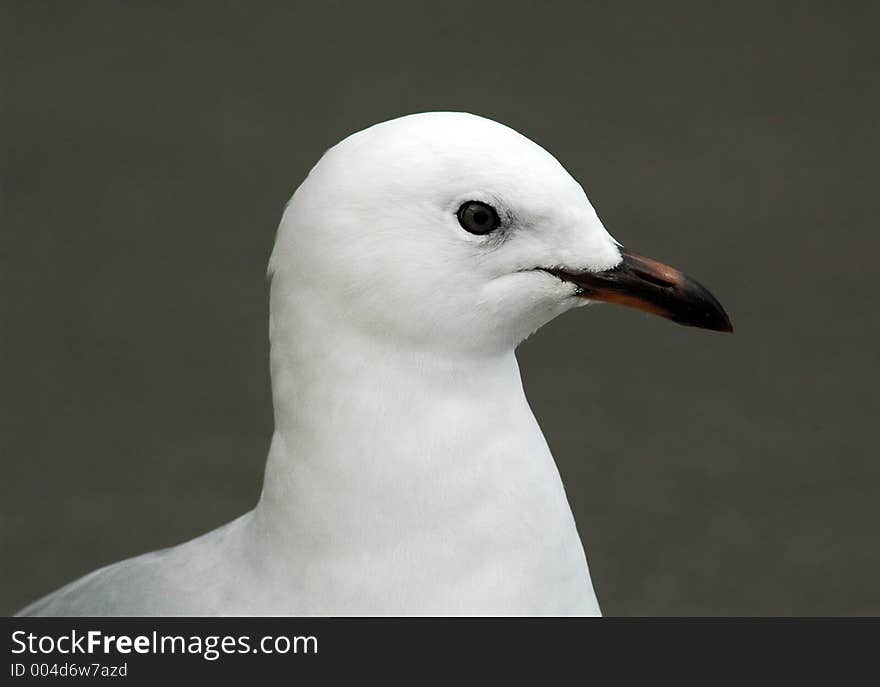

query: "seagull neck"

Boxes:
[253, 303, 541, 544]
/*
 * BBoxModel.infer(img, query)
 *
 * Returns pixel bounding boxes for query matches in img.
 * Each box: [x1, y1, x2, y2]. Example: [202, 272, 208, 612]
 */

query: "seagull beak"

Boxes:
[546, 248, 733, 332]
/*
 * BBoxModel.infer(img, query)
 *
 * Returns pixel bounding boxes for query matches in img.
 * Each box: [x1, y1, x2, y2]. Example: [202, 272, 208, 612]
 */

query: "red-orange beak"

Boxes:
[545, 249, 733, 332]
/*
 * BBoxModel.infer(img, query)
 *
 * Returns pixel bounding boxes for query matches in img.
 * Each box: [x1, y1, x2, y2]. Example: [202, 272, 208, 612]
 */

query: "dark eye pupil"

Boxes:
[457, 201, 499, 235]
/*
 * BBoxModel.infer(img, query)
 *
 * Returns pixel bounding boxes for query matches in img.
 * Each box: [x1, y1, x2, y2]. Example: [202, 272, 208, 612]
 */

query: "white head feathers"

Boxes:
[268, 112, 621, 354]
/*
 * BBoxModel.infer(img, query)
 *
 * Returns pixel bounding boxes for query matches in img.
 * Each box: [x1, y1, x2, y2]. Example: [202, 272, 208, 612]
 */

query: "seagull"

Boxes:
[17, 112, 731, 617]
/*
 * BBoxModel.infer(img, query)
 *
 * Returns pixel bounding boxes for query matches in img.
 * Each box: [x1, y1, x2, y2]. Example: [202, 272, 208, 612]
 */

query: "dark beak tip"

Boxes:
[707, 301, 734, 334]
[712, 318, 734, 334]
[695, 304, 733, 334]
[673, 311, 733, 333]
[667, 289, 732, 333]
[688, 280, 733, 334]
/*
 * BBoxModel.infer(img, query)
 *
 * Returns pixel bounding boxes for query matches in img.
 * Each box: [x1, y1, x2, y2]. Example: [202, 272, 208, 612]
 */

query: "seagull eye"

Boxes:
[456, 201, 500, 235]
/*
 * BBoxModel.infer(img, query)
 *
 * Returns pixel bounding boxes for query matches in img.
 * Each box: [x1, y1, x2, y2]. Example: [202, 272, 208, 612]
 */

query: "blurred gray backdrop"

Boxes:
[2, 1, 878, 615]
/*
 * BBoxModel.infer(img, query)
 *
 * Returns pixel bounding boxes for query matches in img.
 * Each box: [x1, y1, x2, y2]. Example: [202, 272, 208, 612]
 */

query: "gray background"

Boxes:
[2, 2, 877, 615]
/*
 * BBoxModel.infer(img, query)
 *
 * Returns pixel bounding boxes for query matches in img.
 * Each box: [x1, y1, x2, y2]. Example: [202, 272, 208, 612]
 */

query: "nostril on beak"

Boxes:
[632, 268, 675, 289]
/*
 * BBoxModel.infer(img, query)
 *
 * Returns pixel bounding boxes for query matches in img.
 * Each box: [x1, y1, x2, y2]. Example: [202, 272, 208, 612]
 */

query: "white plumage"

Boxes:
[21, 112, 725, 616]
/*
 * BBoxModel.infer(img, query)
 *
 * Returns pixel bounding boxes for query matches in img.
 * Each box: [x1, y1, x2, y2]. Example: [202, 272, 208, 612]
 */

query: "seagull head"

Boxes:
[270, 112, 731, 354]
